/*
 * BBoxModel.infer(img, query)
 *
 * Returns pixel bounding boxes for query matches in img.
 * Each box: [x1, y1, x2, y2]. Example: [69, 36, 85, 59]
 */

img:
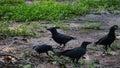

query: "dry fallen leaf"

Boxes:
[0, 54, 18, 63]
[3, 55, 12, 63]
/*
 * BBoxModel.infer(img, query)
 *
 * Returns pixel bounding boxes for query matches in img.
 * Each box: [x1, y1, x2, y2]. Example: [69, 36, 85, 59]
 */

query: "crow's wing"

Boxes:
[57, 33, 75, 40]
[55, 49, 72, 56]
[61, 49, 72, 54]
[60, 48, 81, 57]
[95, 35, 108, 44]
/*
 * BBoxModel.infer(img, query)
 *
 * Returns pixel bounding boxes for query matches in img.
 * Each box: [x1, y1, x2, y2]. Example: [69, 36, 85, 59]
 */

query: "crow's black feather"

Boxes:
[55, 41, 91, 63]
[95, 25, 118, 51]
[32, 44, 54, 56]
[47, 27, 76, 48]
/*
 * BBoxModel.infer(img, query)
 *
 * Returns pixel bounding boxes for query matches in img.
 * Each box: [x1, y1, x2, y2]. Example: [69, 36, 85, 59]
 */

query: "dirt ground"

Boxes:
[0, 13, 120, 68]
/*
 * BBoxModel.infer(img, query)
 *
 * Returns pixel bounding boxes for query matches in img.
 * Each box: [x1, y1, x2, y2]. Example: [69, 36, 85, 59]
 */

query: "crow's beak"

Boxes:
[31, 45, 36, 49]
[47, 28, 50, 31]
[113, 25, 119, 30]
[88, 42, 92, 44]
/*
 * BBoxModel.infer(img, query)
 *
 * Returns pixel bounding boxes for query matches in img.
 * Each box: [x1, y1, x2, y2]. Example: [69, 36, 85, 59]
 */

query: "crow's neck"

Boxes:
[108, 29, 115, 37]
[80, 45, 87, 50]
[51, 30, 58, 35]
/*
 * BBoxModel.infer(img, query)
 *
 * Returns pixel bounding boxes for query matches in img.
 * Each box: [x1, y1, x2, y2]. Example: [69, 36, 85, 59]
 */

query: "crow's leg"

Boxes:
[74, 58, 80, 67]
[103, 45, 107, 54]
[56, 44, 62, 48]
[72, 58, 75, 63]
[58, 44, 65, 50]
[62, 44, 66, 48]
[103, 46, 105, 54]
[104, 45, 108, 54]
[60, 44, 63, 47]
[76, 58, 79, 64]
[105, 45, 108, 51]
[108, 45, 111, 48]
[46, 52, 49, 56]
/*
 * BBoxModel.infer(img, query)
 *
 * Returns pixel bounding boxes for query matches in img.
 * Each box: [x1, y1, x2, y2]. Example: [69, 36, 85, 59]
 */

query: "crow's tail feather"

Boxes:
[71, 37, 77, 40]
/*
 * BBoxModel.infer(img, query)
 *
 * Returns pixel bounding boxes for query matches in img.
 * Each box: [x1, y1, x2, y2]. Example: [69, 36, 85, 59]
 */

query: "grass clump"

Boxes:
[50, 21, 70, 30]
[0, 0, 89, 21]
[77, 0, 120, 14]
[0, 0, 25, 5]
[0, 0, 120, 21]
[81, 0, 120, 8]
[112, 41, 120, 49]
[79, 23, 101, 30]
[0, 22, 36, 37]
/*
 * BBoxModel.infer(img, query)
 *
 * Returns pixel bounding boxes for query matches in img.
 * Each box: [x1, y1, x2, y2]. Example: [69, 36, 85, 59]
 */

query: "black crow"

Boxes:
[55, 41, 91, 63]
[47, 27, 76, 48]
[95, 25, 118, 52]
[32, 44, 54, 56]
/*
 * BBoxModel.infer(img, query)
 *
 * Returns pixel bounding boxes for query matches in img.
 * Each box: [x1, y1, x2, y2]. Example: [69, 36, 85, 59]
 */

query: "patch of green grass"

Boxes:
[81, 0, 120, 8]
[0, 0, 25, 5]
[77, 58, 96, 68]
[23, 64, 32, 68]
[87, 46, 102, 55]
[0, 23, 30, 36]
[112, 40, 120, 49]
[51, 54, 96, 68]
[79, 22, 101, 30]
[50, 21, 70, 30]
[0, 0, 89, 21]
[77, 0, 120, 14]
[0, 0, 120, 21]
[50, 56, 71, 65]
[0, 22, 42, 37]
[29, 22, 46, 37]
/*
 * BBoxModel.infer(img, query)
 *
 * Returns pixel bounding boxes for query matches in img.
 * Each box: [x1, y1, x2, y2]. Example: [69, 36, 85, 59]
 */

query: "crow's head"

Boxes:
[40, 44, 54, 51]
[47, 27, 60, 34]
[48, 45, 54, 51]
[81, 41, 92, 48]
[47, 45, 56, 55]
[47, 27, 60, 31]
[110, 25, 118, 30]
[32, 45, 37, 50]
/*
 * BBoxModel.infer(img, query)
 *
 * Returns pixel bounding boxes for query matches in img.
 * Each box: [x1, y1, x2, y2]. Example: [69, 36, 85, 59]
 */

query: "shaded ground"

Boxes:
[0, 13, 120, 68]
